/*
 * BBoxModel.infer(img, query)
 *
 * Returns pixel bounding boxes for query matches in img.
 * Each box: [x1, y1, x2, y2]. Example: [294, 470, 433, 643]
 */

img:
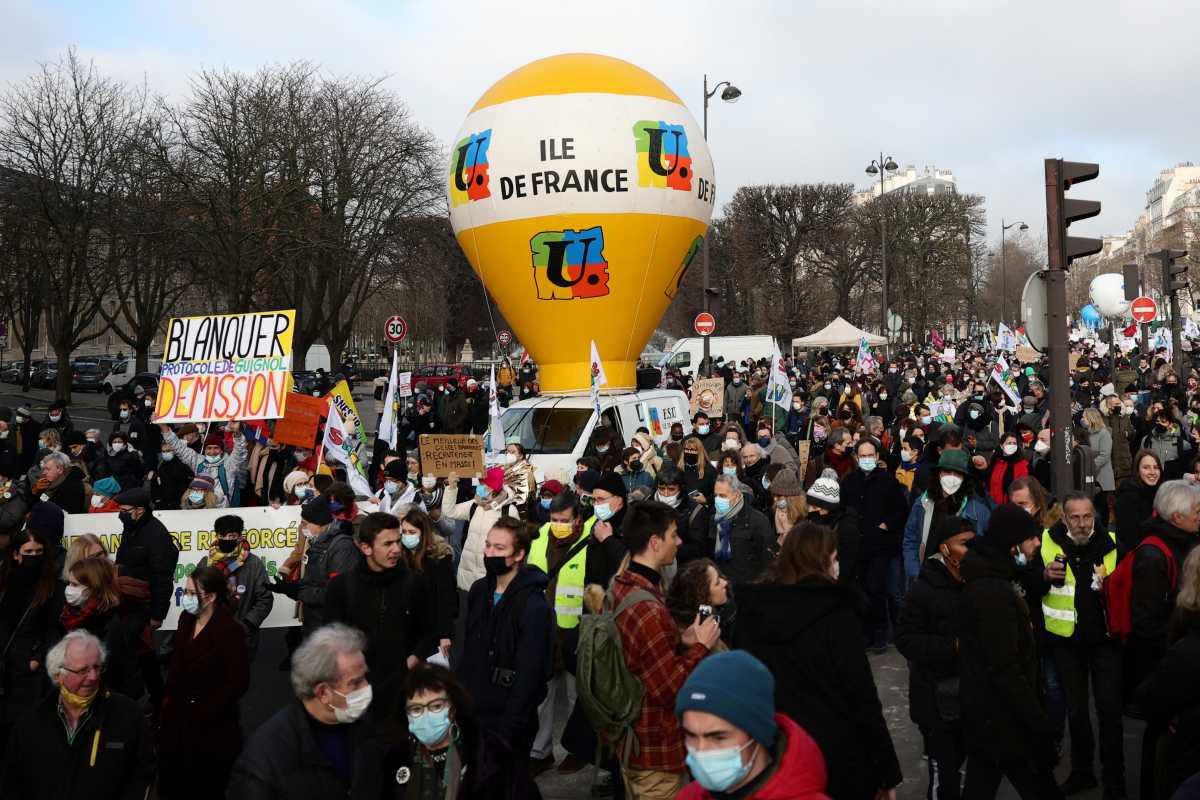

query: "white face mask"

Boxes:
[939, 474, 964, 496]
[655, 491, 680, 507]
[421, 476, 436, 490]
[1002, 443, 1019, 456]
[64, 585, 88, 607]
[111, 442, 126, 453]
[329, 684, 372, 724]
[90, 494, 106, 508]
[504, 452, 518, 465]
[900, 450, 914, 463]
[722, 439, 739, 451]
[1034, 440, 1050, 455]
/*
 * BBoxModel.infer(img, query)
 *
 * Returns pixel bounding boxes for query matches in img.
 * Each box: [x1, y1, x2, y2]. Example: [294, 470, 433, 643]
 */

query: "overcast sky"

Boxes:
[4, 0, 1195, 253]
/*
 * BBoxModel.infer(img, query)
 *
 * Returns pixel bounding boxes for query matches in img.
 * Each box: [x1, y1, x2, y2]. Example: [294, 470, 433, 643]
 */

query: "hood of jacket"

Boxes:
[959, 546, 1017, 584]
[734, 578, 859, 644]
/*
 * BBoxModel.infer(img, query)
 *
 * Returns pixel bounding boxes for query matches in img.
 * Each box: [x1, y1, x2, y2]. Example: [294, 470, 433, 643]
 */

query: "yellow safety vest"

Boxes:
[1040, 531, 1118, 639]
[527, 517, 595, 629]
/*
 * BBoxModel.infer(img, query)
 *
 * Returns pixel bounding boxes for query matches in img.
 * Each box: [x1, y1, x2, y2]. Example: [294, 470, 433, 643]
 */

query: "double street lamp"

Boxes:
[699, 75, 741, 376]
[1000, 218, 1029, 327]
[866, 154, 899, 339]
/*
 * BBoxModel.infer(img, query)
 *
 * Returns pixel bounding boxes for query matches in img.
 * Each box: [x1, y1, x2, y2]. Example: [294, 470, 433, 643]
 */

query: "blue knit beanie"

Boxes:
[93, 477, 122, 498]
[675, 650, 778, 748]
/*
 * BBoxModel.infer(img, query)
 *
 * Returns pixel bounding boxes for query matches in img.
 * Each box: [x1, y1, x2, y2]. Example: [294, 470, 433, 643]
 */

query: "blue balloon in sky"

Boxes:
[1080, 303, 1103, 330]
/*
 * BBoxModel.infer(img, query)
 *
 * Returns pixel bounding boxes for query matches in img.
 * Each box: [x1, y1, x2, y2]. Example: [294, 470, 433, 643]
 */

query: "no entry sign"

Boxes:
[694, 312, 716, 336]
[384, 315, 408, 343]
[1131, 296, 1157, 324]
[498, 330, 513, 347]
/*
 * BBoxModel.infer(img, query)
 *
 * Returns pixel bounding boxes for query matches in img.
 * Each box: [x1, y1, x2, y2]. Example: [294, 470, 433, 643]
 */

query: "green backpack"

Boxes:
[575, 587, 657, 765]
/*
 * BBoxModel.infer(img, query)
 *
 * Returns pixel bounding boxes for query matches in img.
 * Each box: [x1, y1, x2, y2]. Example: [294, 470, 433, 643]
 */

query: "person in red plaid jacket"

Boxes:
[610, 501, 722, 799]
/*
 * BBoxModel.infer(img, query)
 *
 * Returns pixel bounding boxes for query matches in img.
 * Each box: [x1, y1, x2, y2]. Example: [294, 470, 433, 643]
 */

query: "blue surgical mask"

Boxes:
[475, 484, 491, 499]
[757, 436, 771, 448]
[593, 502, 614, 521]
[722, 466, 738, 477]
[161, 452, 174, 462]
[401, 533, 421, 551]
[384, 480, 400, 495]
[969, 410, 980, 420]
[181, 594, 200, 615]
[205, 453, 222, 464]
[188, 490, 204, 504]
[858, 457, 877, 472]
[685, 739, 756, 793]
[408, 706, 452, 747]
[1014, 551, 1028, 567]
[713, 496, 732, 515]
[539, 497, 552, 510]
[697, 424, 710, 435]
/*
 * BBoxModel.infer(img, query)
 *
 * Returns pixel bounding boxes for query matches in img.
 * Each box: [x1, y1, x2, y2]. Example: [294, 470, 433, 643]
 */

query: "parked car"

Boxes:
[101, 358, 161, 394]
[71, 361, 105, 392]
[30, 362, 57, 390]
[410, 364, 474, 393]
[0, 364, 26, 384]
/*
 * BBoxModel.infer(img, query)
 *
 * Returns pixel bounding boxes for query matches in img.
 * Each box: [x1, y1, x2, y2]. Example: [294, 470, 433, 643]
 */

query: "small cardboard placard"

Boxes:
[419, 434, 485, 479]
[690, 378, 725, 416]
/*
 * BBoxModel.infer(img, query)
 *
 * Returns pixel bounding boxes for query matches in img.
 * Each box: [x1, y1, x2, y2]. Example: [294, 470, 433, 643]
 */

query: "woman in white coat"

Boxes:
[441, 466, 521, 591]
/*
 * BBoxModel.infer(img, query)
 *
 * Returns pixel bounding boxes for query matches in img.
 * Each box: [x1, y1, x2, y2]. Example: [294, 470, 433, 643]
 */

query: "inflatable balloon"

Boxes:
[448, 54, 715, 394]
[1089, 272, 1131, 318]
[1079, 303, 1103, 330]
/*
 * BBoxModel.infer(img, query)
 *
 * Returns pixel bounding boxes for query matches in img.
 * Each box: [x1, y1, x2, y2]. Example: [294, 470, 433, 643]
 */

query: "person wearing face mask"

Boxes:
[657, 466, 713, 567]
[691, 411, 721, 454]
[618, 445, 656, 497]
[282, 468, 316, 506]
[903, 450, 993, 586]
[1, 630, 155, 800]
[1139, 408, 1191, 480]
[178, 474, 219, 510]
[895, 436, 924, 501]
[457, 517, 553, 778]
[194, 514, 273, 657]
[399, 509, 457, 662]
[10, 404, 42, 472]
[229, 624, 383, 798]
[631, 430, 663, 478]
[0, 409, 21, 480]
[526, 490, 626, 775]
[374, 459, 419, 514]
[271, 496, 359, 639]
[148, 440, 192, 514]
[588, 427, 623, 473]
[91, 431, 144, 495]
[957, 504, 1063, 799]
[441, 466, 521, 595]
[41, 400, 73, 436]
[160, 421, 248, 507]
[676, 435, 716, 503]
[156, 566, 250, 798]
[31, 450, 87, 514]
[753, 423, 797, 470]
[985, 432, 1030, 506]
[734, 521, 902, 800]
[247, 436, 291, 506]
[439, 378, 470, 434]
[1101, 393, 1135, 488]
[709, 475, 772, 585]
[841, 438, 910, 653]
[673, 650, 829, 799]
[784, 392, 810, 447]
[325, 512, 434, 721]
[0, 527, 61, 752]
[531, 478, 563, 525]
[724, 371, 748, 420]
[895, 517, 976, 800]
[88, 475, 122, 514]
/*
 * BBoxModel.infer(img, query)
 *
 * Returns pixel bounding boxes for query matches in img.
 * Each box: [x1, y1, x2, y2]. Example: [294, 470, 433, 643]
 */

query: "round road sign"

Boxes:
[1131, 296, 1158, 324]
[694, 312, 716, 336]
[384, 315, 408, 343]
[498, 330, 513, 347]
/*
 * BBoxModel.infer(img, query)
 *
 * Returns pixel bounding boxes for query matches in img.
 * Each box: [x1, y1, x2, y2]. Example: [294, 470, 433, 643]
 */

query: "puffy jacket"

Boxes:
[733, 579, 901, 799]
[676, 713, 830, 800]
[902, 492, 992, 581]
[296, 521, 360, 636]
[443, 492, 521, 591]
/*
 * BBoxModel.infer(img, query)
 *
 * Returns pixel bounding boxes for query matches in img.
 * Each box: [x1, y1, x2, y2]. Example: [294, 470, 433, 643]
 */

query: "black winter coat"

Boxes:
[895, 557, 964, 732]
[732, 579, 902, 799]
[1, 689, 155, 800]
[41, 467, 87, 514]
[709, 502, 773, 584]
[0, 569, 58, 735]
[1127, 518, 1199, 689]
[455, 567, 553, 745]
[958, 545, 1055, 766]
[326, 560, 434, 714]
[673, 496, 713, 566]
[92, 449, 145, 495]
[1114, 476, 1158, 553]
[416, 551, 458, 642]
[114, 510, 179, 624]
[151, 455, 193, 510]
[1135, 612, 1200, 797]
[159, 604, 250, 759]
[297, 522, 360, 636]
[56, 604, 143, 701]
[810, 506, 862, 586]
[839, 467, 909, 558]
[228, 701, 387, 800]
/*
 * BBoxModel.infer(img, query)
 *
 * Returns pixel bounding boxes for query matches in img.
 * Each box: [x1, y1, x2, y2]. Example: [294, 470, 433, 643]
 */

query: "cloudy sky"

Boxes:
[3, 0, 1194, 252]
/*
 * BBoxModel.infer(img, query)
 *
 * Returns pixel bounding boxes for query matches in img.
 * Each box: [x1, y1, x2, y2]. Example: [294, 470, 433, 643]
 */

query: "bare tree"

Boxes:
[0, 50, 145, 401]
[0, 168, 48, 387]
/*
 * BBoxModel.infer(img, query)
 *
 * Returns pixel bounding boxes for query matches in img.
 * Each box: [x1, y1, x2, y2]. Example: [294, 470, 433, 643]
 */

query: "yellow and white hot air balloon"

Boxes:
[448, 54, 715, 394]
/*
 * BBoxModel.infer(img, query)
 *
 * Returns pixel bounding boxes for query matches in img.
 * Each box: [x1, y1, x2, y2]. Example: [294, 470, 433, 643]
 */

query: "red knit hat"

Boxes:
[203, 431, 225, 451]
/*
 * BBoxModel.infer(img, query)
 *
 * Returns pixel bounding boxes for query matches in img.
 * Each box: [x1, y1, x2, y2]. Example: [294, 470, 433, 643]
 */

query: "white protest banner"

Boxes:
[65, 506, 302, 631]
[996, 323, 1018, 352]
[397, 371, 413, 398]
[155, 310, 295, 423]
[377, 349, 400, 449]
[939, 348, 957, 364]
[990, 356, 1022, 405]
[323, 401, 374, 498]
[765, 341, 792, 410]
[488, 365, 505, 456]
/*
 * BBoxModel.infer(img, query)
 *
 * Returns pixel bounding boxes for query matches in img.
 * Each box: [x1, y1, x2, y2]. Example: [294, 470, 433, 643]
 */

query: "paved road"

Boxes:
[22, 384, 1144, 799]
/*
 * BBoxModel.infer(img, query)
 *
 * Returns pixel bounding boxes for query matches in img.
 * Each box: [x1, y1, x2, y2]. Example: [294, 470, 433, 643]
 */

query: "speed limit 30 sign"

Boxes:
[384, 315, 408, 343]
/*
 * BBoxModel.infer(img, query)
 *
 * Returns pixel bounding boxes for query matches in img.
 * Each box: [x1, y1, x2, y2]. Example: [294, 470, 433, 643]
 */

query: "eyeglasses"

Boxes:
[61, 663, 105, 677]
[405, 696, 450, 718]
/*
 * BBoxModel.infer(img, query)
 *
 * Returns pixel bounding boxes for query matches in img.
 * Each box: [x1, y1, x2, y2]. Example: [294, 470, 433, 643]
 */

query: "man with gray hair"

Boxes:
[1, 630, 154, 799]
[709, 473, 772, 583]
[33, 448, 86, 513]
[229, 623, 384, 798]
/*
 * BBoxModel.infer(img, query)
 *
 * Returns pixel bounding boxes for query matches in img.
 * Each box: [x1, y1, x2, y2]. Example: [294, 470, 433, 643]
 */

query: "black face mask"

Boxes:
[119, 510, 136, 527]
[670, 432, 683, 442]
[217, 538, 240, 554]
[483, 555, 511, 577]
[19, 554, 44, 573]
[683, 452, 699, 466]
[628, 461, 642, 473]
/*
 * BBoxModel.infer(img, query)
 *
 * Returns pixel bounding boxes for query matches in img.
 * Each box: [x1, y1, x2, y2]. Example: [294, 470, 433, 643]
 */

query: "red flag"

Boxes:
[1122, 323, 1137, 338]
[520, 351, 530, 367]
[931, 329, 945, 349]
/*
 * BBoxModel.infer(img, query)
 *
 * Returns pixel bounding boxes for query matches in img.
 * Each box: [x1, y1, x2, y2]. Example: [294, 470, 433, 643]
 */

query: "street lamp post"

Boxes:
[866, 154, 899, 340]
[1000, 218, 1029, 327]
[700, 74, 741, 377]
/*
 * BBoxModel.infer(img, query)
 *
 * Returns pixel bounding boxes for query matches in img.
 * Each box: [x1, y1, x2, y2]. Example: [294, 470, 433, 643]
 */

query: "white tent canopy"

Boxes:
[791, 316, 887, 349]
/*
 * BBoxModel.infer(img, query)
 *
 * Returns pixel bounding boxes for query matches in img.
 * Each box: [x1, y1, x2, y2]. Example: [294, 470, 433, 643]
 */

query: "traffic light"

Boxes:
[1157, 249, 1189, 294]
[1122, 263, 1140, 301]
[1044, 159, 1102, 269]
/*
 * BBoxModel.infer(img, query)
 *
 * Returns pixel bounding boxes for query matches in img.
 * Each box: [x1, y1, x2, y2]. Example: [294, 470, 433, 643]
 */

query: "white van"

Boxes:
[664, 335, 777, 373]
[102, 358, 162, 393]
[495, 389, 691, 481]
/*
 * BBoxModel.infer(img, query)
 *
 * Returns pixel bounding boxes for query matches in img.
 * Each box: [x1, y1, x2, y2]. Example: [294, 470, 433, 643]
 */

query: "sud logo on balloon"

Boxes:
[448, 53, 715, 394]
